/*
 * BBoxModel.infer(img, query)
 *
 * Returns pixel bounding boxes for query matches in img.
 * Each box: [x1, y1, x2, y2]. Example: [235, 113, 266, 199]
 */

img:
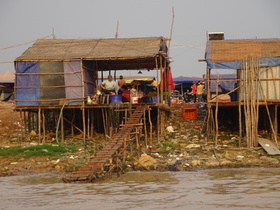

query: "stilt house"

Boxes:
[14, 37, 172, 144]
[204, 37, 280, 147]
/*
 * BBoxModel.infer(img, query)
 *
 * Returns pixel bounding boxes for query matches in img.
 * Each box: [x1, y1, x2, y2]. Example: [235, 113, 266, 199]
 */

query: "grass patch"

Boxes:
[0, 144, 77, 158]
[156, 140, 176, 154]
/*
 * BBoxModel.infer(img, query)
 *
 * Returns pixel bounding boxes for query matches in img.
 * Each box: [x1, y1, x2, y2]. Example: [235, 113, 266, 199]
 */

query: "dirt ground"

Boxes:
[0, 101, 280, 178]
[0, 102, 21, 140]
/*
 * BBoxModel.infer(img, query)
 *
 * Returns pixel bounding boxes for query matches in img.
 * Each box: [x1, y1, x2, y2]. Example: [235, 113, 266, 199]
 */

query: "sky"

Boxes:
[0, 0, 280, 78]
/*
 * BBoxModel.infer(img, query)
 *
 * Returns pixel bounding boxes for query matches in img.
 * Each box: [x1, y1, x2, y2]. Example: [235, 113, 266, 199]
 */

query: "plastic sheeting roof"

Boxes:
[205, 38, 280, 69]
[173, 76, 203, 84]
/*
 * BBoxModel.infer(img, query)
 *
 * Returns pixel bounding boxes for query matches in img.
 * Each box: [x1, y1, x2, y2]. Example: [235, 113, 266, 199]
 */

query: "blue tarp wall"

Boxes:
[173, 76, 203, 84]
[206, 58, 280, 70]
[209, 74, 236, 93]
[15, 61, 92, 106]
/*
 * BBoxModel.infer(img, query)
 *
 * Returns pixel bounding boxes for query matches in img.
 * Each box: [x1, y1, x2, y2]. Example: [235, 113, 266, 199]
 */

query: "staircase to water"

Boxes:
[62, 105, 147, 183]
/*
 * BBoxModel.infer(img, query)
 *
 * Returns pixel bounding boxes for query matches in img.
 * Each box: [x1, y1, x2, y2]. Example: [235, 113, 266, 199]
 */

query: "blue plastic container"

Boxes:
[151, 96, 159, 103]
[110, 95, 122, 104]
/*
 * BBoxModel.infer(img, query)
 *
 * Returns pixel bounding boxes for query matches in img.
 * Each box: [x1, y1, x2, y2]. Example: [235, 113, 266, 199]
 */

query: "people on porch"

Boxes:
[121, 85, 130, 102]
[100, 75, 117, 95]
[117, 75, 126, 94]
[197, 81, 205, 103]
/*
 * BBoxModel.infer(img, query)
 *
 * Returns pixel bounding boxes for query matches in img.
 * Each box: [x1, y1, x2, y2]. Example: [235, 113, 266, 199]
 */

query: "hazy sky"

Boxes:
[0, 0, 280, 77]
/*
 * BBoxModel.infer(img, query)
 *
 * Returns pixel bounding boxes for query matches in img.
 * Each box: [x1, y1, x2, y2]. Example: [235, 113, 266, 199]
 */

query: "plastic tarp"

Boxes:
[64, 61, 82, 100]
[206, 58, 280, 70]
[82, 61, 94, 96]
[16, 61, 84, 106]
[40, 61, 65, 105]
[16, 61, 40, 106]
[209, 74, 236, 93]
[173, 76, 203, 84]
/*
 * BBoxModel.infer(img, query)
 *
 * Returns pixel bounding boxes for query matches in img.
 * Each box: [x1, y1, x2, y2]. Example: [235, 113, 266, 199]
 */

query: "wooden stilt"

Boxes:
[61, 109, 64, 144]
[215, 74, 219, 146]
[206, 68, 211, 143]
[143, 109, 148, 146]
[38, 108, 41, 144]
[42, 109, 45, 143]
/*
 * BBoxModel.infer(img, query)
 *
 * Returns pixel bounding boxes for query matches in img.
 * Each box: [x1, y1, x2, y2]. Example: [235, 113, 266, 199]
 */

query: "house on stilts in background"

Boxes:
[203, 33, 280, 148]
[14, 37, 173, 147]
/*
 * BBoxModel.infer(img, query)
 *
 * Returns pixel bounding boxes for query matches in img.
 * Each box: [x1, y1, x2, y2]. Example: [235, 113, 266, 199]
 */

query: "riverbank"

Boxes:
[0, 102, 279, 178]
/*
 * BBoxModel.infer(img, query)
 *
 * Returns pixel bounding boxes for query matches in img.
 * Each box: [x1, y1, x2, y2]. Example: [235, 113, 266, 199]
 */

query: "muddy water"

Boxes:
[0, 168, 280, 210]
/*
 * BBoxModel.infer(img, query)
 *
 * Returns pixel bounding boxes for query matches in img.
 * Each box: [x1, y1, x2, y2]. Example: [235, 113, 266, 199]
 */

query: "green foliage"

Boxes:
[159, 140, 176, 154]
[0, 144, 76, 158]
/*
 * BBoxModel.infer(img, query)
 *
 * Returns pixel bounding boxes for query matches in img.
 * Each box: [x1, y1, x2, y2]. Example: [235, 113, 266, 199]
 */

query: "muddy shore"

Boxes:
[0, 102, 279, 178]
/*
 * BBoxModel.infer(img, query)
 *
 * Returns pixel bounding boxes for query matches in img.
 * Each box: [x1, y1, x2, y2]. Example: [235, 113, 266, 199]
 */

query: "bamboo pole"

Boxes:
[87, 109, 90, 138]
[148, 107, 153, 142]
[250, 58, 255, 147]
[254, 59, 261, 147]
[157, 106, 160, 143]
[61, 110, 64, 144]
[81, 60, 86, 144]
[91, 109, 94, 137]
[71, 109, 75, 136]
[38, 108, 41, 144]
[115, 20, 119, 38]
[63, 117, 84, 134]
[266, 69, 269, 99]
[15, 71, 81, 75]
[102, 109, 107, 141]
[155, 56, 159, 100]
[238, 69, 242, 147]
[243, 59, 248, 146]
[274, 105, 278, 147]
[42, 109, 46, 143]
[206, 68, 211, 143]
[143, 109, 148, 146]
[19, 110, 23, 144]
[258, 75, 278, 145]
[244, 58, 251, 147]
[215, 74, 219, 146]
[168, 7, 175, 52]
[160, 55, 163, 103]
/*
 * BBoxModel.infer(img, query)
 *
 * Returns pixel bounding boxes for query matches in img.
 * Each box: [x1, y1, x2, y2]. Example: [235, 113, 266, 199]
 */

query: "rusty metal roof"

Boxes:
[16, 37, 167, 61]
[206, 38, 280, 63]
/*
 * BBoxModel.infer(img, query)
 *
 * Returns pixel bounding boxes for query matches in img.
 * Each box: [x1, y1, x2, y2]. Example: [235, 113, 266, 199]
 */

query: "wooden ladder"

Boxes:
[62, 105, 147, 183]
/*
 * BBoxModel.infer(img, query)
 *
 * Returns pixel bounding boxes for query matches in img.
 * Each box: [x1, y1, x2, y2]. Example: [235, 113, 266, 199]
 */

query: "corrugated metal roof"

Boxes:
[206, 38, 280, 63]
[16, 37, 167, 61]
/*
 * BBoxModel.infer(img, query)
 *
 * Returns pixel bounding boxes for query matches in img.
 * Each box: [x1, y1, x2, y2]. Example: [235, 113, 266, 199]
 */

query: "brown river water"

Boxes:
[0, 168, 280, 210]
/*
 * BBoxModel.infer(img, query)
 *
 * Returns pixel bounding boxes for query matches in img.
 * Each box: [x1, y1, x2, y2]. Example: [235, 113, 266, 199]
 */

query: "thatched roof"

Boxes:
[16, 37, 167, 60]
[206, 38, 280, 63]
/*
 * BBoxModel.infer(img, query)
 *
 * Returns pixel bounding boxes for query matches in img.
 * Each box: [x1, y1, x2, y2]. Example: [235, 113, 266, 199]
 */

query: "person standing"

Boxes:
[197, 81, 205, 103]
[117, 75, 126, 94]
[100, 75, 117, 95]
[130, 85, 138, 103]
[191, 81, 197, 103]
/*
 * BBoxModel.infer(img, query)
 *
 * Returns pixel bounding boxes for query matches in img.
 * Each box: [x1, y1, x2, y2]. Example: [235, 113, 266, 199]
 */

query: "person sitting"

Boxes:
[121, 85, 130, 102]
[100, 75, 117, 95]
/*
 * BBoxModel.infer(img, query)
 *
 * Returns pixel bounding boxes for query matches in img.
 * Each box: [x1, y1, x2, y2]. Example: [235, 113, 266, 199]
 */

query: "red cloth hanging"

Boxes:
[161, 67, 175, 91]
